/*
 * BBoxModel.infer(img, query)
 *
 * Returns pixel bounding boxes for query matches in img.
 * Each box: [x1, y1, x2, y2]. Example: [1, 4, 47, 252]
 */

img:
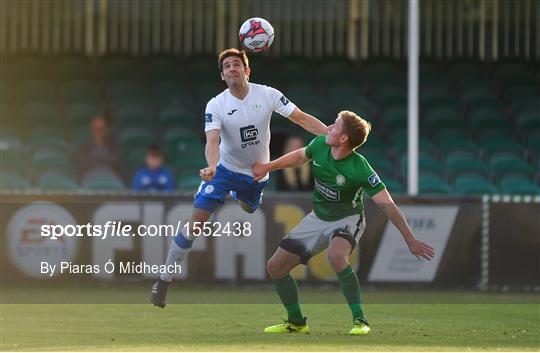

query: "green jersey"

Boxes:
[304, 135, 386, 222]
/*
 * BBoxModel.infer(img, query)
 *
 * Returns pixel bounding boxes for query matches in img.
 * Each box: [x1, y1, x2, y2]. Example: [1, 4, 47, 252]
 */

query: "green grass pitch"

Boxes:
[1, 286, 539, 351]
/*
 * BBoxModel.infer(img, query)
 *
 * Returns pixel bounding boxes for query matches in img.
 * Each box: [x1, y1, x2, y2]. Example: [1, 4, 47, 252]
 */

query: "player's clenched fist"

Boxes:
[199, 166, 216, 181]
[252, 162, 269, 181]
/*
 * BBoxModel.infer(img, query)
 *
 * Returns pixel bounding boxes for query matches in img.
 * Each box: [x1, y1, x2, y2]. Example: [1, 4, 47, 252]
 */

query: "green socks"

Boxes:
[273, 274, 305, 325]
[336, 265, 365, 322]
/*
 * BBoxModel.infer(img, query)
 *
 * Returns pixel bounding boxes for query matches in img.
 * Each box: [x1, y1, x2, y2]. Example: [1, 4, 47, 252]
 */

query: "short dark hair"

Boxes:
[146, 145, 163, 157]
[218, 48, 249, 72]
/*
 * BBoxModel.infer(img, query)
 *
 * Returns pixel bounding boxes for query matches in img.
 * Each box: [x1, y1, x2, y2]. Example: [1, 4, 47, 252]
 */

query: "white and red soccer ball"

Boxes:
[239, 17, 274, 52]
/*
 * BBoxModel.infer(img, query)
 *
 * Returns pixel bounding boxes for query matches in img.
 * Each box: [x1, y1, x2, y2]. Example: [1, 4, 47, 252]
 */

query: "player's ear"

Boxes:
[245, 66, 251, 79]
[220, 71, 225, 81]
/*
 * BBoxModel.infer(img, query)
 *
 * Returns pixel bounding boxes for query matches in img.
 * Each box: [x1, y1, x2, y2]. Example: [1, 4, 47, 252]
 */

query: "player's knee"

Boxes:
[326, 249, 348, 271]
[266, 258, 283, 279]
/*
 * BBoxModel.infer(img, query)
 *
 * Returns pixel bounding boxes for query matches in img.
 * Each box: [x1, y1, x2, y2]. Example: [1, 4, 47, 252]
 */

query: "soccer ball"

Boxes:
[239, 17, 274, 52]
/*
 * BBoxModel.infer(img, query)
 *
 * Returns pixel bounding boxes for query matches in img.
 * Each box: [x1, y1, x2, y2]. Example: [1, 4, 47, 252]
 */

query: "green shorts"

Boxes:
[279, 211, 366, 265]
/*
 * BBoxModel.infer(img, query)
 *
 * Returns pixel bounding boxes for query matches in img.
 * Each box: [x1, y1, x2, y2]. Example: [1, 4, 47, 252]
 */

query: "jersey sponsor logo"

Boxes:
[336, 174, 346, 186]
[279, 95, 289, 106]
[227, 109, 237, 115]
[315, 179, 341, 201]
[312, 160, 321, 167]
[205, 113, 213, 123]
[368, 173, 381, 187]
[240, 125, 261, 149]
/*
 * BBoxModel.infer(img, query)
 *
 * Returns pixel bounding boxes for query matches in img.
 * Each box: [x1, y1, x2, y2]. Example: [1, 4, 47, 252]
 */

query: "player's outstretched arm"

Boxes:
[200, 129, 220, 181]
[372, 188, 435, 261]
[288, 107, 328, 136]
[252, 147, 310, 181]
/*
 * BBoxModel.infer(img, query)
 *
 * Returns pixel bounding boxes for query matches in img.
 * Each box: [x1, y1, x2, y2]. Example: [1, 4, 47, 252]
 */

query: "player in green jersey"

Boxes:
[252, 110, 435, 335]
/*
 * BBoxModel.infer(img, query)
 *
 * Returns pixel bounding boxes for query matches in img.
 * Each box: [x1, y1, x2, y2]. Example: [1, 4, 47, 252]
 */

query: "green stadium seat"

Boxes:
[382, 178, 405, 194]
[37, 172, 78, 190]
[419, 175, 453, 195]
[165, 136, 205, 157]
[494, 62, 531, 82]
[9, 55, 52, 80]
[461, 86, 496, 105]
[102, 56, 141, 80]
[0, 135, 23, 153]
[446, 157, 490, 178]
[108, 80, 148, 106]
[278, 63, 314, 83]
[382, 107, 406, 129]
[114, 104, 152, 126]
[16, 80, 56, 101]
[400, 153, 442, 174]
[445, 150, 479, 164]
[20, 102, 59, 124]
[177, 175, 202, 191]
[365, 158, 395, 179]
[2, 171, 31, 189]
[62, 80, 101, 103]
[158, 107, 194, 126]
[516, 110, 540, 131]
[57, 55, 93, 80]
[361, 133, 386, 150]
[123, 147, 148, 172]
[145, 57, 186, 81]
[488, 154, 534, 176]
[32, 148, 74, 174]
[27, 131, 69, 151]
[498, 176, 539, 195]
[2, 155, 27, 175]
[454, 175, 498, 195]
[119, 128, 158, 147]
[422, 96, 460, 113]
[376, 85, 406, 106]
[152, 81, 193, 107]
[65, 102, 103, 126]
[424, 107, 465, 129]
[82, 176, 124, 190]
[527, 132, 540, 152]
[509, 98, 539, 114]
[478, 137, 524, 157]
[468, 108, 507, 130]
[505, 84, 539, 101]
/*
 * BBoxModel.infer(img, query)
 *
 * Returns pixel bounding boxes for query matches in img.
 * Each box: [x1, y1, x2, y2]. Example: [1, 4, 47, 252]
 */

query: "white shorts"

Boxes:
[279, 211, 366, 264]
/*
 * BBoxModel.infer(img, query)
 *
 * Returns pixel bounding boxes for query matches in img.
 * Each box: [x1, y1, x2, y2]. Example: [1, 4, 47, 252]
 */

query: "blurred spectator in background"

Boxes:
[74, 115, 122, 181]
[275, 135, 313, 191]
[132, 145, 174, 191]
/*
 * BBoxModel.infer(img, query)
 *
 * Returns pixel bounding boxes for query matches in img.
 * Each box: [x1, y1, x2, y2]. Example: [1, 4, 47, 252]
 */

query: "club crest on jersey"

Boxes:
[205, 185, 214, 194]
[336, 174, 346, 186]
[252, 104, 262, 111]
[368, 173, 381, 187]
[279, 95, 289, 106]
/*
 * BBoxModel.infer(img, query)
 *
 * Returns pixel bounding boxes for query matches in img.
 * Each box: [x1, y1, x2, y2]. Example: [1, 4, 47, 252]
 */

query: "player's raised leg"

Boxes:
[264, 247, 309, 334]
[151, 206, 214, 308]
[327, 236, 370, 335]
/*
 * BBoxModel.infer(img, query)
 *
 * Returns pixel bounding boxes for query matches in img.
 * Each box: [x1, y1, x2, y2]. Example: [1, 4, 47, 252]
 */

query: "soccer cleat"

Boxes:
[349, 318, 371, 335]
[229, 191, 256, 214]
[150, 278, 170, 308]
[264, 318, 310, 334]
